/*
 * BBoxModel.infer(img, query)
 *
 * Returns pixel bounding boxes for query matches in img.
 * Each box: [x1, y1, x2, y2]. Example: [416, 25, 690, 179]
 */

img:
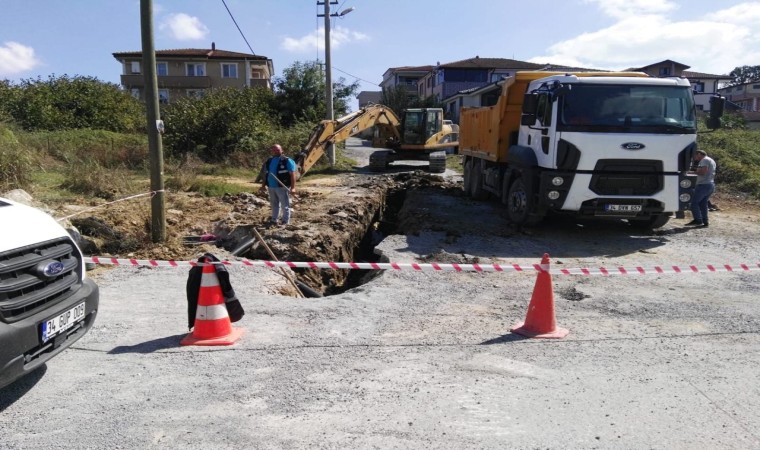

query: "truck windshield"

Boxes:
[559, 84, 696, 133]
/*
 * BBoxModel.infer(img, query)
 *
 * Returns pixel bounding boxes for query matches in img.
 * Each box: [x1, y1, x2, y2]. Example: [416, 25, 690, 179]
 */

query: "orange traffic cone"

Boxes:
[181, 261, 243, 346]
[511, 253, 569, 339]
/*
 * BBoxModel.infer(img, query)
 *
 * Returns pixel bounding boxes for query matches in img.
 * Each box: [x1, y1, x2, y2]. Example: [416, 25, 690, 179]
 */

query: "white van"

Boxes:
[0, 196, 99, 388]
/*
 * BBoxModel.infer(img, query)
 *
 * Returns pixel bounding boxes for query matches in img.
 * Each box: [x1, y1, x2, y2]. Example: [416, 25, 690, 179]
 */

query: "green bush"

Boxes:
[20, 129, 148, 169]
[60, 158, 137, 199]
[0, 140, 33, 192]
[698, 128, 760, 197]
[162, 87, 278, 163]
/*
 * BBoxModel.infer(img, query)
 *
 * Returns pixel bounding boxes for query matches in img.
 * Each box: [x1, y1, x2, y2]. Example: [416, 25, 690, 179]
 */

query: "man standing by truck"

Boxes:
[687, 149, 716, 228]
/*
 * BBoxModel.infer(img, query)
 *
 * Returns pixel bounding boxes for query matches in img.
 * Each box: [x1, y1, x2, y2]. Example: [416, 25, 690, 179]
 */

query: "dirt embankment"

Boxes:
[62, 165, 462, 294]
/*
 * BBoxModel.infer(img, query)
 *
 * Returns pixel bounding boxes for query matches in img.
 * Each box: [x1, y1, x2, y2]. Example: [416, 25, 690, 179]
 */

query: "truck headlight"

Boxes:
[548, 190, 560, 200]
[680, 179, 693, 189]
[551, 177, 564, 186]
[680, 193, 691, 202]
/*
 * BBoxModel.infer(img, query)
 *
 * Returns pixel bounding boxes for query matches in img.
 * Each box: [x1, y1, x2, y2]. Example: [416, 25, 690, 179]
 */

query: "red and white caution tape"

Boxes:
[84, 256, 760, 276]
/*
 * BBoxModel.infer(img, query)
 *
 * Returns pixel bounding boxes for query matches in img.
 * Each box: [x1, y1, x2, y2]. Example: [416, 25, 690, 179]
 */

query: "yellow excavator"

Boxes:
[294, 104, 459, 177]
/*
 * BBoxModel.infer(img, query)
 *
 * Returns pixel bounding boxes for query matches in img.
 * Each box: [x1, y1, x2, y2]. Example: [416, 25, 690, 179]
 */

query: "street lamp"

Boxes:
[318, 1, 354, 166]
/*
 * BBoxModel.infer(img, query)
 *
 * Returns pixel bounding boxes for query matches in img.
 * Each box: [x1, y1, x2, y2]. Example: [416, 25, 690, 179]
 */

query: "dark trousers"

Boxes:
[691, 183, 715, 223]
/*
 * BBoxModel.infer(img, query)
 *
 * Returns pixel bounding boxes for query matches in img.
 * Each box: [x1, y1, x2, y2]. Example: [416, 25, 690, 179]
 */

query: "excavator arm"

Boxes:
[294, 104, 401, 178]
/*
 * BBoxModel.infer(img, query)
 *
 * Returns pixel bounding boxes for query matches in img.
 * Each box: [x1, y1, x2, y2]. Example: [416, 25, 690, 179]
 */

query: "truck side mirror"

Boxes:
[706, 95, 725, 129]
[522, 94, 538, 114]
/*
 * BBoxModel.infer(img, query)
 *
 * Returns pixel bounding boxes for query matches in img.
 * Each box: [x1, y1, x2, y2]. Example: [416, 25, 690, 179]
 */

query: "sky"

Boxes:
[1, 0, 759, 111]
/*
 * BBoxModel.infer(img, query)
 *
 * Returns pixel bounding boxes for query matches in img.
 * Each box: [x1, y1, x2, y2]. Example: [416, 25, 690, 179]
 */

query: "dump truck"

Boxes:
[460, 71, 723, 228]
[295, 104, 459, 176]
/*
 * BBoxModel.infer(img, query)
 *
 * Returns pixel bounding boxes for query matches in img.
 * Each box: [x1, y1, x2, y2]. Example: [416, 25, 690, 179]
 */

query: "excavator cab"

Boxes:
[401, 108, 443, 145]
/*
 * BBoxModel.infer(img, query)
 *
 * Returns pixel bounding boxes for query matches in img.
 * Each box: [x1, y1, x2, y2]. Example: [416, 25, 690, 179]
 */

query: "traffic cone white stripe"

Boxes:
[196, 304, 229, 321]
[200, 271, 220, 287]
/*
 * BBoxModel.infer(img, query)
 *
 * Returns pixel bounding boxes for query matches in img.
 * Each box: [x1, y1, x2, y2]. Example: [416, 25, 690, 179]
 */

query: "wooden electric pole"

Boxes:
[140, 0, 166, 242]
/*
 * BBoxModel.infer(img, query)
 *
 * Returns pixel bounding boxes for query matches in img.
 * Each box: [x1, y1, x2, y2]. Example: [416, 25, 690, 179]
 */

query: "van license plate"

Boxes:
[41, 303, 85, 343]
[605, 204, 642, 212]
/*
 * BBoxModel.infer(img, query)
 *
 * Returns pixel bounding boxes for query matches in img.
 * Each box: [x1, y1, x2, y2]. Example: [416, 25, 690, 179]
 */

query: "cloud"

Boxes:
[583, 0, 678, 19]
[530, 2, 760, 75]
[0, 41, 41, 76]
[159, 13, 209, 41]
[281, 26, 369, 53]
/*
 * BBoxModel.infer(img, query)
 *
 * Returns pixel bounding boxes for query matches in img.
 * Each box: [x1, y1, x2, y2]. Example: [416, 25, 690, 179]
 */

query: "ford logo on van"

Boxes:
[37, 260, 65, 278]
[622, 142, 645, 150]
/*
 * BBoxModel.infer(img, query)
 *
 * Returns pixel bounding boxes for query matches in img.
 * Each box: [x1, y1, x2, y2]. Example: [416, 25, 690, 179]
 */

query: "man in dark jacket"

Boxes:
[259, 144, 297, 226]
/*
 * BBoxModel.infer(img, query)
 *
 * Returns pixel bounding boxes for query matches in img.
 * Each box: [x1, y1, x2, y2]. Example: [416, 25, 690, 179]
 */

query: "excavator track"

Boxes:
[428, 151, 447, 173]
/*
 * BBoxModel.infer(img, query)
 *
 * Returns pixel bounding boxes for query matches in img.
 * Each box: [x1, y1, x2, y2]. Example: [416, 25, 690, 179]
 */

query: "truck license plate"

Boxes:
[604, 204, 642, 213]
[41, 302, 85, 343]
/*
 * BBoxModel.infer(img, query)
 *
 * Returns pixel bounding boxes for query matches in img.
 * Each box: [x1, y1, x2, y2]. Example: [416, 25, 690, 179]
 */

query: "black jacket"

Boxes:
[186, 253, 244, 330]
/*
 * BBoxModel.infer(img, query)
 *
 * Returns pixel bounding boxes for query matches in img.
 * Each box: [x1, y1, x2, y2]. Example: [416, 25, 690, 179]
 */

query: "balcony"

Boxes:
[120, 74, 212, 89]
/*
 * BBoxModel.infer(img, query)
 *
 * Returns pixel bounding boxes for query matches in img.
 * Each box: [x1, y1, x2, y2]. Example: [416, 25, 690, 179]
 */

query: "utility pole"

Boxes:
[140, 0, 166, 242]
[318, 0, 338, 166]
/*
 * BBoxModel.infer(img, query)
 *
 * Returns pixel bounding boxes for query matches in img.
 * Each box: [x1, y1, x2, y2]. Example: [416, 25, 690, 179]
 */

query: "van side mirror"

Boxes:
[707, 95, 725, 129]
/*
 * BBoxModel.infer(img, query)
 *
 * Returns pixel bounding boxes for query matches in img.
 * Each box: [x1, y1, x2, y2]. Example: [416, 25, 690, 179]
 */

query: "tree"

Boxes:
[7, 75, 144, 132]
[272, 60, 360, 126]
[726, 65, 760, 87]
[380, 86, 411, 117]
[161, 86, 277, 162]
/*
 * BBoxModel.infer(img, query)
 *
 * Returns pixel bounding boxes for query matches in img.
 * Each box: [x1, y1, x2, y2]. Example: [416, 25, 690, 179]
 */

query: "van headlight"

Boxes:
[680, 193, 691, 202]
[680, 179, 693, 189]
[548, 191, 561, 200]
[551, 177, 564, 186]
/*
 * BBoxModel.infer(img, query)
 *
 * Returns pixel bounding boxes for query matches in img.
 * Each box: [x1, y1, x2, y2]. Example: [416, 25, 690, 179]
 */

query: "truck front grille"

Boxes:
[0, 238, 82, 323]
[589, 159, 663, 196]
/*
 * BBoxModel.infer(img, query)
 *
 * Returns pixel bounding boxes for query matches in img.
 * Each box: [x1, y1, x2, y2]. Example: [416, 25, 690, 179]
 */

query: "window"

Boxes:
[693, 82, 704, 93]
[130, 88, 141, 99]
[158, 89, 169, 104]
[753, 84, 760, 90]
[491, 72, 509, 82]
[130, 61, 140, 74]
[250, 71, 262, 79]
[186, 89, 205, 99]
[659, 67, 670, 76]
[156, 62, 168, 76]
[221, 63, 238, 78]
[186, 63, 206, 76]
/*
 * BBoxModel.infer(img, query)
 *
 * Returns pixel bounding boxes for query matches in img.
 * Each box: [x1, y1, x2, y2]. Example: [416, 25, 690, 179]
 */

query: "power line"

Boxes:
[221, 0, 256, 55]
[333, 66, 379, 88]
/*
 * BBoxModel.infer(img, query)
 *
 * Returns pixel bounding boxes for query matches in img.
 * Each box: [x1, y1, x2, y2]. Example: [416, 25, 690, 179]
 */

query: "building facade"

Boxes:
[113, 43, 274, 104]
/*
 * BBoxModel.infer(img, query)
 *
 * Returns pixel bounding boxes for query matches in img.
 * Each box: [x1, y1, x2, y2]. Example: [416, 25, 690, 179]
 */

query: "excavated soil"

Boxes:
[59, 167, 461, 295]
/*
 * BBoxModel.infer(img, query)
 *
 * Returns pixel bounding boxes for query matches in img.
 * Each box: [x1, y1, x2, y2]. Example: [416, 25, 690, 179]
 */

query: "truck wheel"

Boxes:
[463, 158, 473, 196]
[629, 213, 671, 230]
[428, 151, 446, 173]
[369, 151, 389, 172]
[507, 176, 539, 225]
[470, 160, 488, 200]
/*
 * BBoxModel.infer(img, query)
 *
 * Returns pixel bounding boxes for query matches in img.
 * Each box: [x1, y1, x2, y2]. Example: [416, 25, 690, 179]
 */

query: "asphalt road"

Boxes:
[2, 138, 759, 449]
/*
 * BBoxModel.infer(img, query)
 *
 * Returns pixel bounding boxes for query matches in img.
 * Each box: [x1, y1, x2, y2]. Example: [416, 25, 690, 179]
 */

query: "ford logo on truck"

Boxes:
[621, 142, 646, 150]
[39, 260, 65, 278]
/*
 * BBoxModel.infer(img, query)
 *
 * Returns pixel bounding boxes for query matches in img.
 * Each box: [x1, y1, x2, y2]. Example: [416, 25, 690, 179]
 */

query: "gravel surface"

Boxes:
[2, 138, 759, 449]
